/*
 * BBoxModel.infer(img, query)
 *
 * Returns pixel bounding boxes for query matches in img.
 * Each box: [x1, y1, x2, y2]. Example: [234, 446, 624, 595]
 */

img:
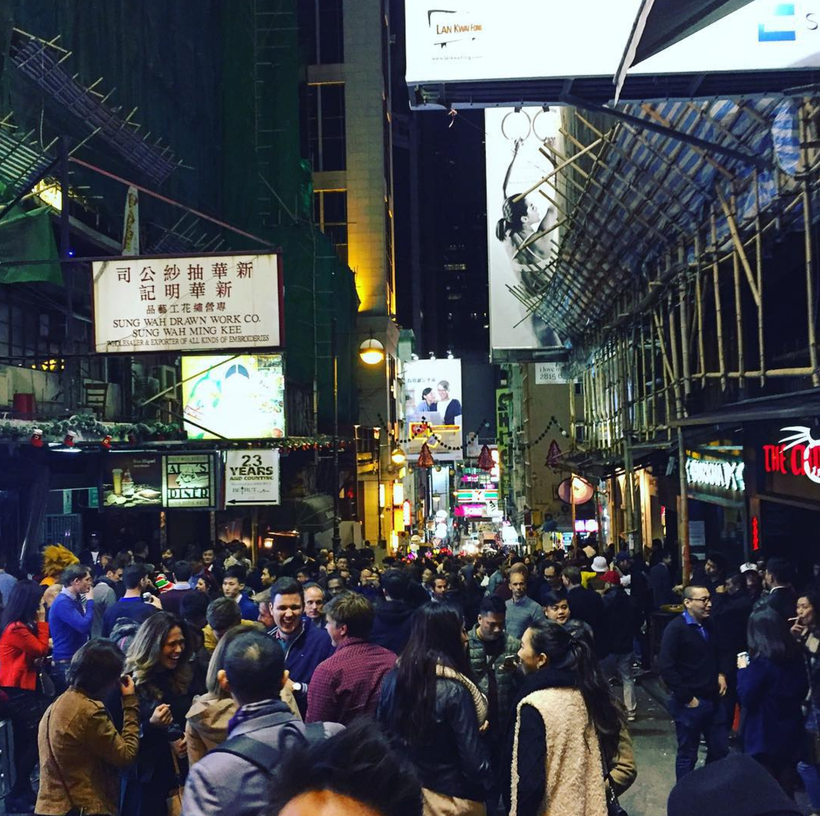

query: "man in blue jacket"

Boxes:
[267, 578, 334, 715]
[49, 563, 94, 693]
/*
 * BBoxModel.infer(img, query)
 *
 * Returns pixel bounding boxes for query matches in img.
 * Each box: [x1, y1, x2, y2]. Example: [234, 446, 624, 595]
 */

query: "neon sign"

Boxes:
[685, 456, 745, 492]
[752, 516, 760, 551]
[763, 426, 820, 484]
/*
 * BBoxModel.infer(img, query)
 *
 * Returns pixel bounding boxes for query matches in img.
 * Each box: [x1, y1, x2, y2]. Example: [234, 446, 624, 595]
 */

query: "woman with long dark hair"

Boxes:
[378, 603, 492, 816]
[120, 611, 193, 816]
[793, 588, 820, 813]
[737, 608, 807, 795]
[0, 579, 49, 812]
[505, 621, 628, 816]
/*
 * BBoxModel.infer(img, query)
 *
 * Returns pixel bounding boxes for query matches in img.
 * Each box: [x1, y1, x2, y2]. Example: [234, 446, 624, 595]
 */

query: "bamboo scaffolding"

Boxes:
[800, 104, 820, 387]
[710, 212, 728, 390]
[754, 170, 766, 387]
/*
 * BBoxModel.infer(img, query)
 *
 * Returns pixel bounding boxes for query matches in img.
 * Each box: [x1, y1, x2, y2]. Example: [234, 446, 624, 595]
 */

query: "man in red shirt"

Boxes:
[305, 592, 396, 725]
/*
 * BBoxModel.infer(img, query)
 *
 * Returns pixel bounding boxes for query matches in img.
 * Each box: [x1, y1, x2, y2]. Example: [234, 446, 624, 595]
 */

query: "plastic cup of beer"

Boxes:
[112, 468, 123, 496]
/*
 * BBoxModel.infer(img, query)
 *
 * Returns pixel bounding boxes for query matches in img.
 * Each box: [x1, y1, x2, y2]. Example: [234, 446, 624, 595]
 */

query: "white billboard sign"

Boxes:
[225, 449, 281, 506]
[92, 253, 282, 354]
[404, 358, 464, 462]
[486, 107, 564, 357]
[406, 0, 820, 86]
[534, 363, 567, 385]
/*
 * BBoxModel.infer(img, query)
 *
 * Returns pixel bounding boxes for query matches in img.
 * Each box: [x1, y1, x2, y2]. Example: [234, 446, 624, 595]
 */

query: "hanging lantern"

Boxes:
[101, 435, 113, 450]
[31, 428, 44, 448]
[63, 431, 77, 448]
[477, 444, 494, 472]
[417, 443, 434, 469]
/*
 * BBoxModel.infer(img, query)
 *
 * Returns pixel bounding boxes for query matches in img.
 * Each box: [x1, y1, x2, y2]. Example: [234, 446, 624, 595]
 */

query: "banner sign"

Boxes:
[406, 0, 820, 88]
[763, 426, 820, 483]
[102, 453, 163, 508]
[92, 253, 282, 354]
[486, 107, 565, 359]
[225, 449, 281, 506]
[162, 454, 216, 508]
[403, 358, 464, 462]
[182, 354, 286, 440]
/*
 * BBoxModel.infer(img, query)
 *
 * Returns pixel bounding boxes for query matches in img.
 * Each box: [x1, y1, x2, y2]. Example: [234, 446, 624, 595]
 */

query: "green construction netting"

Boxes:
[0, 206, 62, 285]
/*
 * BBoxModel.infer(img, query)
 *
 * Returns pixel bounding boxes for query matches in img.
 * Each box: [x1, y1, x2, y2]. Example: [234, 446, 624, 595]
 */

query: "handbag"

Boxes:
[166, 746, 184, 816]
[599, 738, 629, 816]
[44, 707, 82, 816]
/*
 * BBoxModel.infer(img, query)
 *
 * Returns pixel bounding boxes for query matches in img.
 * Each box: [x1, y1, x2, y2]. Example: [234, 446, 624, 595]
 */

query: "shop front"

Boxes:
[746, 421, 820, 568]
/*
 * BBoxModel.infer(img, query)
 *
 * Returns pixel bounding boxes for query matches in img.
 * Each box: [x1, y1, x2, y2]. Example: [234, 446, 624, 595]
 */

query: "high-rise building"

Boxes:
[299, 0, 403, 546]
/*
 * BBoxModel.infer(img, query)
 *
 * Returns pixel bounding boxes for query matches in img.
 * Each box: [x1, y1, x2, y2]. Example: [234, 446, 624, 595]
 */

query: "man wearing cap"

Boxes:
[601, 570, 636, 721]
[659, 584, 731, 780]
[586, 555, 609, 593]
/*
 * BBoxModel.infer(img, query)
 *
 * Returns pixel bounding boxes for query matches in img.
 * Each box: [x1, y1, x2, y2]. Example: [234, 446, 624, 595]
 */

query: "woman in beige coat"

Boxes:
[36, 639, 140, 816]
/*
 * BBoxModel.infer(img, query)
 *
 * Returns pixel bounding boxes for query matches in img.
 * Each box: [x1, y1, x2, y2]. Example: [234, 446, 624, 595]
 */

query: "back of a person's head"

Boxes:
[123, 564, 148, 590]
[381, 568, 409, 601]
[224, 629, 284, 706]
[478, 595, 506, 617]
[173, 560, 193, 583]
[207, 597, 242, 632]
[69, 639, 126, 698]
[1, 580, 43, 630]
[766, 556, 795, 585]
[563, 565, 581, 586]
[206, 624, 246, 696]
[667, 754, 802, 816]
[181, 590, 210, 622]
[267, 719, 421, 816]
[404, 602, 466, 671]
[747, 607, 801, 663]
[324, 592, 374, 639]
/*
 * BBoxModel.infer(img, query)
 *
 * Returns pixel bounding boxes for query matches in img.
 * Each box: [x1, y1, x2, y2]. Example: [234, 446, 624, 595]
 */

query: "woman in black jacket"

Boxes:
[378, 603, 492, 816]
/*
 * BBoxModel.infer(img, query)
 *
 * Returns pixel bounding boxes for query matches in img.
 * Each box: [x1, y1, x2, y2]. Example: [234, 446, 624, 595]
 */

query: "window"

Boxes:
[299, 0, 344, 65]
[307, 84, 346, 172]
[314, 190, 348, 264]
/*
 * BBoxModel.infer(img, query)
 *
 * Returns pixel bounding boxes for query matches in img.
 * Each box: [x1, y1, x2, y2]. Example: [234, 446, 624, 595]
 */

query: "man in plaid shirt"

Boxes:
[305, 592, 397, 725]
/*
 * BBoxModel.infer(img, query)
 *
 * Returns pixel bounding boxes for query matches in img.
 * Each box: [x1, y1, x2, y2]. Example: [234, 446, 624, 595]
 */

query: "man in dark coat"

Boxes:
[369, 569, 416, 655]
[563, 566, 607, 659]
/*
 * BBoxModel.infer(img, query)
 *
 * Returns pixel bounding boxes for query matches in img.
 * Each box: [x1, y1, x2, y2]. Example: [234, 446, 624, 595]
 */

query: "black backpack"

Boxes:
[209, 719, 326, 773]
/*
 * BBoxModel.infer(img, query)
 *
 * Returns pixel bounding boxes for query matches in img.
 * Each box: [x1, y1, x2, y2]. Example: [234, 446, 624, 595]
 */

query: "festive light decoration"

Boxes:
[101, 435, 113, 450]
[477, 444, 494, 471]
[417, 443, 435, 469]
[31, 429, 43, 448]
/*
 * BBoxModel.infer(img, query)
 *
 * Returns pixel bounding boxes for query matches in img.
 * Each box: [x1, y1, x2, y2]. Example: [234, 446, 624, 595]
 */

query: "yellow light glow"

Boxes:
[391, 447, 407, 466]
[393, 483, 404, 506]
[359, 338, 385, 366]
[32, 180, 62, 211]
[379, 483, 386, 508]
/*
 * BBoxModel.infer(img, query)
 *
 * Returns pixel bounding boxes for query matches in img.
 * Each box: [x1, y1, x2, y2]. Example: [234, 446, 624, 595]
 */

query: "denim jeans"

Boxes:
[798, 761, 820, 811]
[603, 652, 636, 716]
[668, 696, 729, 780]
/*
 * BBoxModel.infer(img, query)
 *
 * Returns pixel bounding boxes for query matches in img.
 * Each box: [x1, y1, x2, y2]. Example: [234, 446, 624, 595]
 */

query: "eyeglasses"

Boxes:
[688, 597, 712, 604]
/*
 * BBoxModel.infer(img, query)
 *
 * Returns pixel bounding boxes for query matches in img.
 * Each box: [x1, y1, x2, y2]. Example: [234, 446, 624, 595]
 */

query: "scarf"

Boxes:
[436, 662, 488, 726]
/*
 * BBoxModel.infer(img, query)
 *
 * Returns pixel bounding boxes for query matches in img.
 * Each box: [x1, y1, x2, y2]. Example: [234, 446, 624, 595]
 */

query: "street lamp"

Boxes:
[359, 337, 385, 365]
[391, 447, 407, 466]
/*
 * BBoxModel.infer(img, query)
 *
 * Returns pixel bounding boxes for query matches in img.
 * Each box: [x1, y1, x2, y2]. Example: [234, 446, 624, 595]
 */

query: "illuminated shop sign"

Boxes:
[456, 489, 499, 503]
[685, 456, 746, 493]
[763, 426, 820, 484]
[162, 454, 216, 508]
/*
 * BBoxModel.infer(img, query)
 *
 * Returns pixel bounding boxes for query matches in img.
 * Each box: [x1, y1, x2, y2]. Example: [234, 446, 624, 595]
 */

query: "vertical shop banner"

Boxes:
[181, 354, 286, 440]
[225, 449, 281, 506]
[403, 358, 464, 462]
[162, 453, 216, 508]
[102, 453, 163, 508]
[92, 253, 282, 354]
[485, 107, 565, 359]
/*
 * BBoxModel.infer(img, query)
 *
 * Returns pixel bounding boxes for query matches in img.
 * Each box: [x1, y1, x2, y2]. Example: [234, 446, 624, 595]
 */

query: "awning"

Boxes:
[615, 0, 756, 99]
[671, 388, 820, 428]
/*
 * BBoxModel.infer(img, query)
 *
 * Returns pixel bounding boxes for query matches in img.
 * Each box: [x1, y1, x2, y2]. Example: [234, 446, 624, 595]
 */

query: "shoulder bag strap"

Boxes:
[210, 734, 282, 774]
[44, 704, 80, 813]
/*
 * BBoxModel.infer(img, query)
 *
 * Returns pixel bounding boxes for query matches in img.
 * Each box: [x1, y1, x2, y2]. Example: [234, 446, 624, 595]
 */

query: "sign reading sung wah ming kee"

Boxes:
[92, 253, 282, 354]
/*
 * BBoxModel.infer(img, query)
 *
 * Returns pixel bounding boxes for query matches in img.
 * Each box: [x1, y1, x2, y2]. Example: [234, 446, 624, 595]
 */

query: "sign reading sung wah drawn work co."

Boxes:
[92, 253, 282, 354]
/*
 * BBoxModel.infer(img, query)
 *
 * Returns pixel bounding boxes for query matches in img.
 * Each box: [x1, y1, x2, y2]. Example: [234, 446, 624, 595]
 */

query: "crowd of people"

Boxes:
[0, 534, 815, 815]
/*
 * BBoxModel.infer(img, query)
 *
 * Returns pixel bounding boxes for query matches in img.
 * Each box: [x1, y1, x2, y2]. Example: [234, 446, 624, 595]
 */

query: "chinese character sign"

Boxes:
[92, 253, 282, 354]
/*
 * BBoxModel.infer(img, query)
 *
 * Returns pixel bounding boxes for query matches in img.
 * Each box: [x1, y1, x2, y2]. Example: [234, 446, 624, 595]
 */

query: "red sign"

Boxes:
[752, 516, 761, 551]
[763, 426, 820, 484]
